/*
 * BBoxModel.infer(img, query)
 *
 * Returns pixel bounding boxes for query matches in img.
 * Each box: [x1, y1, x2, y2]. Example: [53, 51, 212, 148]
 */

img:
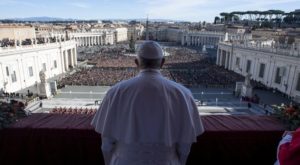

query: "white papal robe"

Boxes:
[91, 69, 204, 165]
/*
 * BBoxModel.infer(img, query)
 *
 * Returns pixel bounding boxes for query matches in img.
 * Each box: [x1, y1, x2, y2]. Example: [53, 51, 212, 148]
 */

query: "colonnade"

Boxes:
[181, 32, 252, 48]
[74, 35, 105, 47]
[62, 47, 77, 72]
[216, 48, 232, 70]
[181, 35, 221, 47]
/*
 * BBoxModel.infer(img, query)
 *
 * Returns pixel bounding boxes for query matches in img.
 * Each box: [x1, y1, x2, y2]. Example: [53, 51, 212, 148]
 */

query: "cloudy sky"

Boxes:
[0, 0, 298, 22]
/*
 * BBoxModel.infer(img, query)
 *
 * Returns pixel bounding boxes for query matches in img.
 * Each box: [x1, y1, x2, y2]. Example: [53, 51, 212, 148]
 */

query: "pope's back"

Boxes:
[91, 41, 204, 165]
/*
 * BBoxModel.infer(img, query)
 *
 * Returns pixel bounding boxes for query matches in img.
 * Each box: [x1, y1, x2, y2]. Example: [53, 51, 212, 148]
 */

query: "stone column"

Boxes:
[73, 48, 77, 66]
[219, 50, 224, 66]
[228, 52, 231, 70]
[208, 37, 210, 45]
[225, 51, 229, 69]
[222, 50, 226, 67]
[199, 37, 201, 46]
[181, 35, 185, 45]
[193, 36, 196, 46]
[64, 51, 69, 71]
[61, 50, 66, 73]
[230, 52, 234, 70]
[216, 49, 220, 65]
[70, 49, 74, 67]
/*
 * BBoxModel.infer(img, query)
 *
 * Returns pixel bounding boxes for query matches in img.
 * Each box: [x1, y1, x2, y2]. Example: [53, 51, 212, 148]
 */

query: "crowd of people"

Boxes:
[90, 55, 136, 68]
[77, 44, 128, 61]
[0, 100, 27, 129]
[58, 68, 137, 87]
[274, 102, 300, 131]
[58, 46, 268, 89]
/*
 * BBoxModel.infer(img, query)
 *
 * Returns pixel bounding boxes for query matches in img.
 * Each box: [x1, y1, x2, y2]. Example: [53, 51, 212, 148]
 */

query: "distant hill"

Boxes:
[106, 18, 185, 23]
[0, 17, 186, 23]
[10, 17, 75, 22]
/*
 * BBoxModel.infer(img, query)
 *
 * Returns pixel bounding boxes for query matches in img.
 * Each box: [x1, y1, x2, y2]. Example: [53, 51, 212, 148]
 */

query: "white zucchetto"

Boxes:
[137, 41, 163, 60]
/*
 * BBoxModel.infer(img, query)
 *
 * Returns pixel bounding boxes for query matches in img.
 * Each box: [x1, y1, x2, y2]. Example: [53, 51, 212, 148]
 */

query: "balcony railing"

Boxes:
[219, 41, 300, 57]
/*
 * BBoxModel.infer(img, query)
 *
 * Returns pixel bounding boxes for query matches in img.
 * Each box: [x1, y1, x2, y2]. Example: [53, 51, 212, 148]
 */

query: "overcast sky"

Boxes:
[0, 0, 298, 22]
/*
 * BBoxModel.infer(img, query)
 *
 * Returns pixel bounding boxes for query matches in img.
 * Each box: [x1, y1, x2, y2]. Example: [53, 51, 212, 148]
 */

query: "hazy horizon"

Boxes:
[0, 0, 299, 22]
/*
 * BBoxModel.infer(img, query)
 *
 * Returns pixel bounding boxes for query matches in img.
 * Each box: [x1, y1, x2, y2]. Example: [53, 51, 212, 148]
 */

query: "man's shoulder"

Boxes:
[108, 75, 191, 95]
[163, 78, 192, 95]
[107, 77, 138, 93]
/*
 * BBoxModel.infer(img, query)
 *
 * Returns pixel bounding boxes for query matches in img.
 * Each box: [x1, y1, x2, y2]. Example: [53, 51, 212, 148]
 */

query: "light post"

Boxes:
[201, 91, 204, 105]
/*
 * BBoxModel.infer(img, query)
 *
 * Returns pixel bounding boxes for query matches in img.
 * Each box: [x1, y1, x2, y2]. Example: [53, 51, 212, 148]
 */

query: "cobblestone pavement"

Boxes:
[28, 86, 283, 115]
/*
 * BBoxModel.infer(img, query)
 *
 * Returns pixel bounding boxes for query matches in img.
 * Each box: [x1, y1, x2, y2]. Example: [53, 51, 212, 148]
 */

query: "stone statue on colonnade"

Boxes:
[38, 70, 51, 98]
[244, 73, 252, 87]
[39, 70, 46, 84]
[242, 73, 253, 98]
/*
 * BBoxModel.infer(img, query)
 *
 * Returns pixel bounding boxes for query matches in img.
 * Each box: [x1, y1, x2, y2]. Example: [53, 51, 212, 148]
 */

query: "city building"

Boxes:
[114, 27, 128, 43]
[0, 39, 77, 92]
[181, 31, 252, 48]
[127, 24, 144, 40]
[217, 40, 300, 102]
[49, 31, 115, 47]
[0, 25, 36, 41]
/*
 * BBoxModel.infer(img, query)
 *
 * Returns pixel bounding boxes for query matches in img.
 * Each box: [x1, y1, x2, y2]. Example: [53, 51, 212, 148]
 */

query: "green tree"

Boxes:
[220, 12, 230, 23]
[214, 16, 220, 24]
